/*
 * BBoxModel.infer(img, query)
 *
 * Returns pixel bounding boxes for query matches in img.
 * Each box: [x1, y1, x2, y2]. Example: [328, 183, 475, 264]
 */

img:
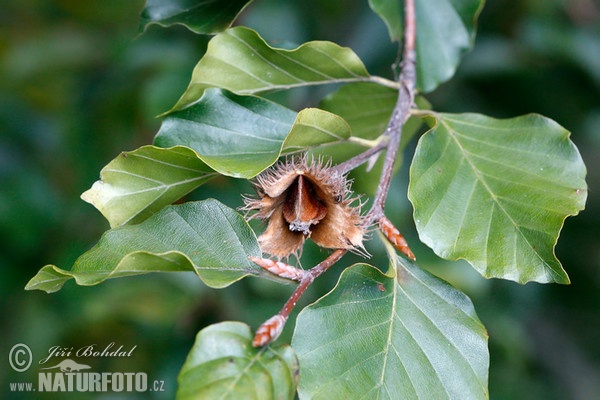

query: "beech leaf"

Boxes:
[312, 83, 426, 194]
[319, 82, 398, 140]
[408, 113, 587, 284]
[25, 200, 277, 293]
[369, 0, 484, 92]
[178, 322, 298, 400]
[282, 108, 352, 152]
[292, 261, 489, 399]
[155, 89, 351, 178]
[81, 145, 217, 228]
[170, 26, 372, 111]
[139, 0, 252, 35]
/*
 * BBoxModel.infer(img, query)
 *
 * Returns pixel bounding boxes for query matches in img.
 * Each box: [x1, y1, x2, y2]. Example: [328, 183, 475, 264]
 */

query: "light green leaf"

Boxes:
[369, 0, 485, 92]
[178, 322, 299, 400]
[155, 89, 351, 178]
[292, 261, 489, 399]
[26, 200, 277, 293]
[282, 108, 352, 152]
[408, 113, 587, 284]
[139, 0, 253, 35]
[170, 26, 375, 111]
[81, 145, 217, 228]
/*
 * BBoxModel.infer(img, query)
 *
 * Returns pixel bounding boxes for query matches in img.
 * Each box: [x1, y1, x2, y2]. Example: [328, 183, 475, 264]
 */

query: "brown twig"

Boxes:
[330, 138, 388, 174]
[331, 0, 417, 227]
[331, 2, 417, 181]
[365, 0, 417, 226]
[253, 249, 347, 346]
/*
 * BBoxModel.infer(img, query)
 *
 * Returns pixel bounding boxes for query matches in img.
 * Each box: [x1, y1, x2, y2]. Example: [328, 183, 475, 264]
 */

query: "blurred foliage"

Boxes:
[1, 0, 599, 399]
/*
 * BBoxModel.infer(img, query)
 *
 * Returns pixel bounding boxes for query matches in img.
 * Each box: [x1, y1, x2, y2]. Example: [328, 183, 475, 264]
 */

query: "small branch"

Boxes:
[279, 249, 346, 318]
[365, 0, 417, 226]
[404, 0, 416, 55]
[331, 139, 388, 174]
[331, 0, 417, 208]
[332, 0, 416, 178]
[253, 249, 347, 347]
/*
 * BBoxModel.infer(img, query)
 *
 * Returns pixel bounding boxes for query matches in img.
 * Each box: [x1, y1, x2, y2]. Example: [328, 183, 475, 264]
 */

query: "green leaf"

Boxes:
[155, 89, 351, 178]
[139, 0, 253, 35]
[368, 0, 404, 43]
[312, 83, 426, 194]
[369, 0, 485, 92]
[170, 26, 373, 111]
[81, 145, 217, 228]
[320, 82, 398, 140]
[26, 200, 276, 293]
[292, 261, 489, 399]
[408, 113, 587, 284]
[282, 108, 352, 152]
[178, 322, 299, 400]
[319, 82, 427, 143]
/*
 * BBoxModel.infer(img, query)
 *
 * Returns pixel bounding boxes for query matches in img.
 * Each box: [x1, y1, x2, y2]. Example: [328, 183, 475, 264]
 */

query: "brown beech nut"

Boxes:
[243, 156, 365, 258]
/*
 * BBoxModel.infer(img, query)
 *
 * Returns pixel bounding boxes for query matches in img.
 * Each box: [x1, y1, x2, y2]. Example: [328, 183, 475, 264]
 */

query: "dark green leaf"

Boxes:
[368, 0, 404, 43]
[318, 82, 427, 144]
[292, 261, 489, 399]
[155, 89, 351, 178]
[139, 0, 253, 35]
[408, 113, 587, 284]
[320, 82, 398, 140]
[170, 26, 376, 111]
[369, 0, 485, 92]
[25, 200, 277, 293]
[81, 145, 217, 228]
[177, 322, 298, 400]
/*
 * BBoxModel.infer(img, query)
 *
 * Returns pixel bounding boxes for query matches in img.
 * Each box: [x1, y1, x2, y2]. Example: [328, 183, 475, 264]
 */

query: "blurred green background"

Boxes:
[1, 0, 599, 399]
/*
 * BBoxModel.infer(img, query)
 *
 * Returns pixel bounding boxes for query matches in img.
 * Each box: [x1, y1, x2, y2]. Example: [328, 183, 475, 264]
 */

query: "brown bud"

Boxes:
[243, 157, 364, 258]
[249, 256, 306, 281]
[379, 216, 415, 260]
[253, 315, 287, 347]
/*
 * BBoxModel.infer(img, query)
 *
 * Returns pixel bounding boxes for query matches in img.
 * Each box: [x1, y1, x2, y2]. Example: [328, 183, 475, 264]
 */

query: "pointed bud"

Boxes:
[253, 315, 287, 347]
[249, 256, 306, 281]
[379, 216, 416, 260]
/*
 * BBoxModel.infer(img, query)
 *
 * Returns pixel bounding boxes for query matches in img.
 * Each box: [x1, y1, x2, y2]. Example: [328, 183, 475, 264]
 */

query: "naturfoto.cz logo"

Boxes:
[8, 343, 166, 394]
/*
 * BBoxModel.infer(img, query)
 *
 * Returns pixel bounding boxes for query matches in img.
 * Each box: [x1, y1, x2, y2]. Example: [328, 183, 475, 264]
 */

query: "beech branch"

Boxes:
[333, 0, 417, 227]
[252, 0, 418, 346]
[366, 0, 417, 225]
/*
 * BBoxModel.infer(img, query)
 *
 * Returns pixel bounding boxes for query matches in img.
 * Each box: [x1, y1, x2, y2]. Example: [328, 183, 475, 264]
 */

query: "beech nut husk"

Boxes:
[243, 156, 365, 258]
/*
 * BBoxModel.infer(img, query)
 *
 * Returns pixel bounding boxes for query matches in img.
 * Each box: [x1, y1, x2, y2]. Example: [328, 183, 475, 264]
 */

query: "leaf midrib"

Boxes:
[376, 272, 398, 399]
